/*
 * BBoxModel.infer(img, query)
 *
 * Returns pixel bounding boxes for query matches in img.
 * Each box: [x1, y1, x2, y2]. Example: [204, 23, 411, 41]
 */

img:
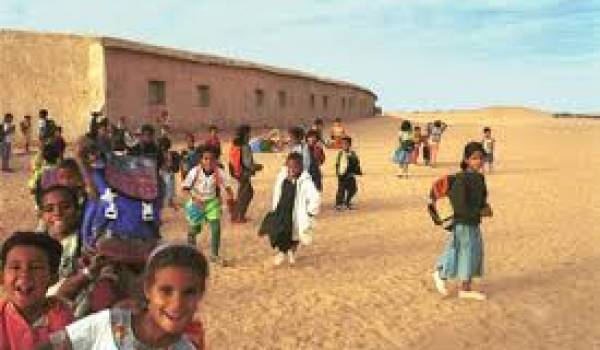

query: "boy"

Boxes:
[129, 124, 162, 166]
[482, 127, 496, 173]
[205, 125, 222, 160]
[306, 129, 325, 192]
[330, 117, 346, 149]
[288, 126, 311, 171]
[1, 114, 16, 171]
[335, 136, 362, 210]
[0, 232, 73, 349]
[182, 146, 234, 263]
[181, 133, 200, 180]
[20, 115, 32, 154]
[53, 127, 67, 161]
[231, 125, 262, 223]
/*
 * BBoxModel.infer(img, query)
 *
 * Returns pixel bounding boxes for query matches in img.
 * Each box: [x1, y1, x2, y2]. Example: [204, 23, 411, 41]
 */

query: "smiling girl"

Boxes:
[45, 244, 208, 349]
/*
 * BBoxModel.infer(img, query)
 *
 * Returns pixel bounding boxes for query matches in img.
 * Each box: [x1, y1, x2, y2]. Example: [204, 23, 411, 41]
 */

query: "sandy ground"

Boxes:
[1, 107, 599, 349]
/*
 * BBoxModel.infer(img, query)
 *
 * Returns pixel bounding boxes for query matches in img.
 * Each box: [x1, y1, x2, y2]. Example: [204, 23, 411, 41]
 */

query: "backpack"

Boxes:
[228, 144, 242, 180]
[427, 174, 456, 227]
[81, 155, 162, 249]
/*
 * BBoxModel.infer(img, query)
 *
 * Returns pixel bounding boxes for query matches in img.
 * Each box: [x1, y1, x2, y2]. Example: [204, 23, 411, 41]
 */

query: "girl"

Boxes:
[0, 232, 73, 349]
[306, 129, 325, 192]
[433, 142, 493, 301]
[410, 126, 422, 164]
[482, 127, 496, 173]
[394, 120, 414, 178]
[428, 120, 448, 167]
[269, 152, 321, 266]
[44, 244, 208, 349]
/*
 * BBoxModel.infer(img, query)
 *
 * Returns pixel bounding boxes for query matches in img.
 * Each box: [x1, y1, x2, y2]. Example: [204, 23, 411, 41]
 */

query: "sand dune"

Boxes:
[0, 107, 599, 349]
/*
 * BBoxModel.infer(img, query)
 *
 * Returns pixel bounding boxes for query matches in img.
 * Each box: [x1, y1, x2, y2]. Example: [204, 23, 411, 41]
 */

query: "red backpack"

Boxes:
[228, 144, 242, 180]
[427, 174, 456, 227]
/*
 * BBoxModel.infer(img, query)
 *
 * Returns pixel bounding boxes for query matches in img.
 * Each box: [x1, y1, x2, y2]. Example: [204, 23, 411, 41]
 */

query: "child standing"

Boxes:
[53, 127, 67, 161]
[335, 136, 362, 210]
[270, 152, 321, 266]
[288, 126, 311, 172]
[433, 142, 493, 301]
[180, 133, 200, 180]
[1, 113, 16, 171]
[428, 120, 448, 167]
[305, 129, 325, 192]
[182, 147, 234, 263]
[20, 115, 32, 154]
[0, 232, 73, 349]
[394, 120, 414, 178]
[44, 244, 207, 349]
[482, 127, 496, 173]
[330, 118, 346, 149]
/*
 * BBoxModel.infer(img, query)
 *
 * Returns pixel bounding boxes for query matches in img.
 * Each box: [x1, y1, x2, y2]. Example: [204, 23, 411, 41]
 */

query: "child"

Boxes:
[44, 244, 207, 349]
[0, 232, 73, 349]
[1, 113, 16, 171]
[330, 117, 346, 148]
[180, 133, 200, 180]
[182, 146, 234, 263]
[335, 136, 362, 210]
[20, 115, 33, 154]
[306, 129, 325, 192]
[53, 127, 67, 161]
[428, 120, 448, 167]
[231, 125, 262, 223]
[204, 125, 222, 160]
[38, 109, 49, 143]
[410, 125, 422, 164]
[482, 127, 495, 173]
[288, 126, 311, 171]
[270, 152, 321, 265]
[310, 118, 325, 143]
[394, 120, 414, 178]
[433, 142, 493, 301]
[158, 130, 178, 209]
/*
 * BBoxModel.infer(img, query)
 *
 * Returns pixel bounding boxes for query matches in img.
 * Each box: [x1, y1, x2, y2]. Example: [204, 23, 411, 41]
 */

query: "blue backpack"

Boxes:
[81, 155, 162, 249]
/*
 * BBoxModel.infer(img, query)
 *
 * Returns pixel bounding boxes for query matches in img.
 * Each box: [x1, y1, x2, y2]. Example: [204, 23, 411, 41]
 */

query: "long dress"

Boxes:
[269, 178, 297, 253]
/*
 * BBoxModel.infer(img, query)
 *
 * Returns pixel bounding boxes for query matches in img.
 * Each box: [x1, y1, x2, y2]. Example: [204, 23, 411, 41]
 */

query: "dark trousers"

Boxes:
[235, 174, 254, 219]
[336, 175, 357, 206]
[309, 169, 323, 192]
[1, 142, 11, 170]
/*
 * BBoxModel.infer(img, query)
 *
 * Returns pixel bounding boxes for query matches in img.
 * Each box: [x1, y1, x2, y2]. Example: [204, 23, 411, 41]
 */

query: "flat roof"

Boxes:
[101, 36, 377, 99]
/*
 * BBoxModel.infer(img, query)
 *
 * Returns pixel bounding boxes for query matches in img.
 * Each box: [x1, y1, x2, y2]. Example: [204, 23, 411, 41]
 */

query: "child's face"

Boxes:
[41, 190, 77, 238]
[144, 267, 203, 335]
[209, 129, 217, 137]
[466, 151, 484, 171]
[287, 159, 303, 178]
[306, 135, 317, 146]
[2, 246, 53, 312]
[342, 140, 351, 151]
[201, 152, 215, 170]
[484, 130, 491, 137]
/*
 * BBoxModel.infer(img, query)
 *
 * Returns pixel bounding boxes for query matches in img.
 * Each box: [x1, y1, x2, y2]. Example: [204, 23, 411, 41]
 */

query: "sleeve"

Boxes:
[182, 167, 198, 190]
[65, 309, 110, 349]
[304, 178, 321, 216]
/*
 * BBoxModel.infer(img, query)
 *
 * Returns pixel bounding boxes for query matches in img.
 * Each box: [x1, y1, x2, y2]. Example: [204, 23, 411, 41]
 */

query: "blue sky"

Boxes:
[1, 0, 599, 112]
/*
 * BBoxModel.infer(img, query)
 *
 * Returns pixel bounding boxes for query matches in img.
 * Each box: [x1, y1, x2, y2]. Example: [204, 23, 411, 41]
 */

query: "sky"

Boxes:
[1, 0, 599, 112]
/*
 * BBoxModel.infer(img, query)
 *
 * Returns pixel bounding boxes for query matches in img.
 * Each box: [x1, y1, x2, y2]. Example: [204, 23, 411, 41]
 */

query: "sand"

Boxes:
[0, 107, 599, 349]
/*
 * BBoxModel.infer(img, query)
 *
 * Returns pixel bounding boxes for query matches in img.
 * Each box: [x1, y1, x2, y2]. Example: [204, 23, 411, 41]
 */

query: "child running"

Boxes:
[335, 136, 362, 210]
[482, 127, 496, 173]
[270, 152, 321, 266]
[0, 232, 73, 349]
[432, 142, 493, 301]
[182, 146, 234, 264]
[43, 243, 208, 349]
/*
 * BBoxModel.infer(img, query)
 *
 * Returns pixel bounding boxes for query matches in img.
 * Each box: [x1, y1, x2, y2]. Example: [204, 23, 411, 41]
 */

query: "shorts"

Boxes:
[184, 198, 221, 233]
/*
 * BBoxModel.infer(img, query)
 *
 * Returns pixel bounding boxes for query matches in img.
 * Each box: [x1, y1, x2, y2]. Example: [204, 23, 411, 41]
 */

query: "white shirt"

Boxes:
[182, 166, 231, 201]
[3, 123, 15, 143]
[65, 308, 194, 349]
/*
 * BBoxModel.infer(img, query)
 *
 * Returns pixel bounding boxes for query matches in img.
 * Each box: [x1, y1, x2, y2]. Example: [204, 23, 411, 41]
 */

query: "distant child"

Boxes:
[231, 125, 263, 223]
[335, 136, 362, 210]
[310, 118, 325, 142]
[330, 118, 346, 148]
[428, 120, 448, 167]
[53, 127, 67, 160]
[130, 124, 162, 166]
[38, 109, 49, 143]
[410, 125, 423, 164]
[288, 126, 311, 171]
[204, 125, 222, 160]
[433, 142, 493, 301]
[180, 133, 200, 180]
[182, 146, 234, 263]
[305, 129, 325, 192]
[270, 152, 321, 266]
[20, 115, 33, 154]
[0, 232, 73, 349]
[1, 113, 16, 171]
[158, 127, 178, 209]
[482, 127, 496, 173]
[44, 244, 207, 349]
[394, 120, 414, 178]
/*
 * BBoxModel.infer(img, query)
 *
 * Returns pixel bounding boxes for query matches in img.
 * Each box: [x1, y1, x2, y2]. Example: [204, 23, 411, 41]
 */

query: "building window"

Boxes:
[310, 94, 316, 109]
[349, 96, 355, 111]
[322, 95, 328, 111]
[278, 90, 287, 108]
[148, 80, 166, 105]
[196, 85, 210, 107]
[255, 89, 265, 107]
[341, 97, 346, 110]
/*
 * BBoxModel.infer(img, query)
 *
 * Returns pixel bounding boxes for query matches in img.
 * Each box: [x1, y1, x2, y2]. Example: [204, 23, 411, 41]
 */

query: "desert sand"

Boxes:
[0, 107, 598, 349]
